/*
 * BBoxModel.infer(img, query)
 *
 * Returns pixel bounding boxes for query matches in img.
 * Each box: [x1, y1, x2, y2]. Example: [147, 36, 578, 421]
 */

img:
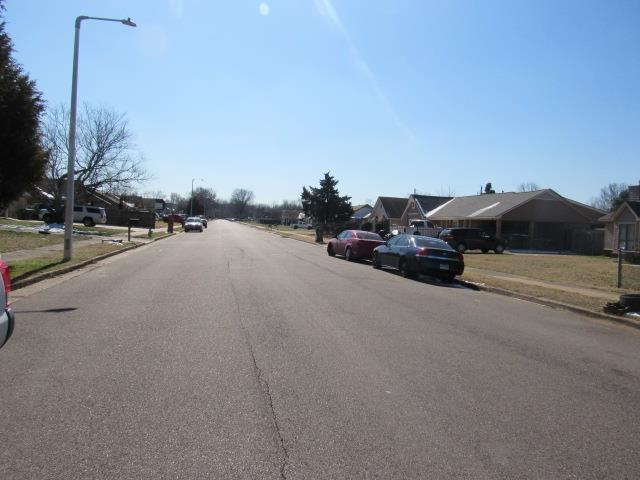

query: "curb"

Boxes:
[465, 281, 640, 330]
[238, 221, 640, 330]
[11, 232, 178, 290]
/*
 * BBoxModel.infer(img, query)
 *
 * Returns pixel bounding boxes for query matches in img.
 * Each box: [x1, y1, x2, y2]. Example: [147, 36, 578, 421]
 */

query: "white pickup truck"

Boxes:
[292, 221, 313, 230]
[393, 220, 441, 238]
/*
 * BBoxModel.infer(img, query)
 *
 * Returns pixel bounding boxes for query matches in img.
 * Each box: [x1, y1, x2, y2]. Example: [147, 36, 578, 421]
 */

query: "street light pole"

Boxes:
[63, 16, 136, 261]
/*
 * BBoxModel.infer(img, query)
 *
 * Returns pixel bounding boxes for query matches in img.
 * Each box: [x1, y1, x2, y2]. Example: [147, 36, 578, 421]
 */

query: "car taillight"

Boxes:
[1, 262, 11, 296]
[416, 248, 430, 256]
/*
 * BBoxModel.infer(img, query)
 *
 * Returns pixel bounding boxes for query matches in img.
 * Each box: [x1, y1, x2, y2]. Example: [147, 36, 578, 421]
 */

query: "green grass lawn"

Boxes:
[464, 252, 640, 293]
[8, 243, 128, 280]
[0, 229, 90, 253]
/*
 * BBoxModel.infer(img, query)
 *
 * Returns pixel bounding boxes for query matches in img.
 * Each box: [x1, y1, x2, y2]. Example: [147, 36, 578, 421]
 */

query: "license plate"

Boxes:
[439, 264, 449, 271]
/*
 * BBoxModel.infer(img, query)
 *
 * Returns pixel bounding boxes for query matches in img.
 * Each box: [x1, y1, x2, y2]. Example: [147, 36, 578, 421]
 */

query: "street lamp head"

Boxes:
[121, 18, 137, 27]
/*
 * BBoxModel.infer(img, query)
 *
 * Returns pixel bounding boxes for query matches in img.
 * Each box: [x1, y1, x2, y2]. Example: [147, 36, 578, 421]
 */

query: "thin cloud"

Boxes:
[314, 0, 415, 142]
[259, 3, 271, 16]
[168, 0, 184, 18]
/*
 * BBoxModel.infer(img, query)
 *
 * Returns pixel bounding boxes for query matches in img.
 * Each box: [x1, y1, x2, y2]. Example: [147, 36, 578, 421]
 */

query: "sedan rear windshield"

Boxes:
[356, 232, 382, 240]
[186, 218, 201, 222]
[414, 237, 452, 249]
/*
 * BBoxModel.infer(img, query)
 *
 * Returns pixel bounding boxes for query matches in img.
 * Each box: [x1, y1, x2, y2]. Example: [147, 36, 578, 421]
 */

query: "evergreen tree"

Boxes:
[0, 0, 47, 209]
[301, 172, 352, 225]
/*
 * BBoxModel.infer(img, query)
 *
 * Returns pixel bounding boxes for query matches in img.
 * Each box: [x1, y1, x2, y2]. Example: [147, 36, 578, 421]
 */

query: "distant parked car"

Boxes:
[372, 234, 464, 282]
[0, 259, 15, 349]
[70, 205, 107, 227]
[184, 217, 204, 232]
[327, 230, 385, 261]
[407, 220, 441, 237]
[292, 220, 313, 230]
[198, 215, 208, 228]
[438, 228, 505, 254]
[163, 213, 185, 225]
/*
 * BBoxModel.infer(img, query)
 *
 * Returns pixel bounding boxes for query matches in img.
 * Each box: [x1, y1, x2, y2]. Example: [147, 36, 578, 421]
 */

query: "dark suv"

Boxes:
[438, 228, 505, 254]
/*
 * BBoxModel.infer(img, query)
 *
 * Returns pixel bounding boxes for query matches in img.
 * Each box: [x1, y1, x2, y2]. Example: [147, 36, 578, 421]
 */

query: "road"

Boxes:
[2, 220, 640, 479]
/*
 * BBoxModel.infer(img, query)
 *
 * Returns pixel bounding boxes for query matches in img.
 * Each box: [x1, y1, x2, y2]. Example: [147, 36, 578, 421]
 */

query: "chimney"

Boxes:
[629, 182, 640, 202]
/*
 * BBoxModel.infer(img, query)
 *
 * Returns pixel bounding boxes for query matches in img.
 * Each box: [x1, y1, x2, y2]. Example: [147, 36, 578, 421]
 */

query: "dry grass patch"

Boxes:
[8, 242, 128, 280]
[461, 271, 607, 313]
[464, 252, 639, 293]
[0, 230, 90, 253]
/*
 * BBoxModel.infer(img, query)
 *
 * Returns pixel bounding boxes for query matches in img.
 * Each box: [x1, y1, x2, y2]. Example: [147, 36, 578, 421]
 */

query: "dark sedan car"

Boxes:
[438, 228, 505, 254]
[327, 230, 385, 261]
[372, 234, 464, 281]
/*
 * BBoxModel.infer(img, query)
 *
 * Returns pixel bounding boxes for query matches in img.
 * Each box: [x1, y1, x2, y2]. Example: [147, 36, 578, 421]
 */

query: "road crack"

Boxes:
[229, 280, 290, 479]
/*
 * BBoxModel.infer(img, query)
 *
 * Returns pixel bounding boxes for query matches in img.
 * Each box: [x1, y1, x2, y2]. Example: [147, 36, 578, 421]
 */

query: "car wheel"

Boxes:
[345, 247, 353, 262]
[399, 259, 413, 278]
[456, 243, 467, 253]
[83, 217, 94, 227]
[372, 252, 381, 269]
[481, 249, 489, 254]
[494, 244, 505, 254]
[327, 244, 335, 257]
[620, 294, 640, 310]
[42, 213, 51, 223]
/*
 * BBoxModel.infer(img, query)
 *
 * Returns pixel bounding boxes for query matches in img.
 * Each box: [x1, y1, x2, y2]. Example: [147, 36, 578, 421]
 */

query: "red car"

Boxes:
[1, 259, 15, 349]
[327, 230, 385, 261]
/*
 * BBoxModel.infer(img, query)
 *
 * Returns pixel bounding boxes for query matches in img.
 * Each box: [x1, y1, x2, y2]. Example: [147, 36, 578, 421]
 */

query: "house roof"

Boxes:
[629, 201, 640, 217]
[377, 197, 407, 219]
[425, 189, 604, 222]
[598, 201, 640, 223]
[426, 190, 543, 220]
[412, 195, 453, 215]
[351, 204, 372, 213]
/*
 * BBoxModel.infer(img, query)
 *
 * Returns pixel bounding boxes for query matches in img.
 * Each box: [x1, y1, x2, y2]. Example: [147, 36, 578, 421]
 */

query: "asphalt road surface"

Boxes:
[2, 221, 640, 479]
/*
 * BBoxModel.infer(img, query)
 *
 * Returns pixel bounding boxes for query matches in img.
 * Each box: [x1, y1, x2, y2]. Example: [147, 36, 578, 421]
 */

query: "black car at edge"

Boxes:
[372, 234, 464, 281]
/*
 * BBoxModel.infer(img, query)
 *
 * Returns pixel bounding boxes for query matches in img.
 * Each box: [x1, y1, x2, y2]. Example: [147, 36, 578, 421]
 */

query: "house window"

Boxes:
[618, 223, 636, 250]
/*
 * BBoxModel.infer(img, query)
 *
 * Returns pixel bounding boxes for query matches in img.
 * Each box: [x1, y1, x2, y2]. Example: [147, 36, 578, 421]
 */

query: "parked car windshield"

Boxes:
[356, 232, 382, 240]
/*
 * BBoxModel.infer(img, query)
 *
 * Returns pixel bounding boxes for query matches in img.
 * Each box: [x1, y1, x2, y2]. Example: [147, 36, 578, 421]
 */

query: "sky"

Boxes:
[5, 0, 640, 206]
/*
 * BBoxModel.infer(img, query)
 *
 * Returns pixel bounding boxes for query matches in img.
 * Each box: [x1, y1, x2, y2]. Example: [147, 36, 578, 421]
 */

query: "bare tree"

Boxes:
[42, 103, 148, 205]
[590, 183, 628, 212]
[437, 186, 456, 197]
[230, 188, 254, 218]
[517, 182, 540, 192]
[143, 189, 166, 199]
[190, 186, 217, 216]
